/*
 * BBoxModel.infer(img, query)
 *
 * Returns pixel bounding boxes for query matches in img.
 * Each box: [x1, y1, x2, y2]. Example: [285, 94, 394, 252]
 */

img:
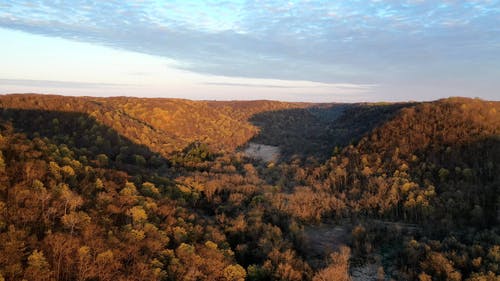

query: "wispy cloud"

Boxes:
[201, 81, 377, 90]
[0, 0, 499, 87]
[202, 82, 298, 89]
[0, 78, 129, 88]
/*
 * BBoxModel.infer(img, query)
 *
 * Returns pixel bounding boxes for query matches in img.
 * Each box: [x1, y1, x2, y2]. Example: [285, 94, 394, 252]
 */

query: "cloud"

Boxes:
[0, 0, 499, 86]
[202, 82, 298, 89]
[0, 78, 129, 88]
[201, 81, 376, 90]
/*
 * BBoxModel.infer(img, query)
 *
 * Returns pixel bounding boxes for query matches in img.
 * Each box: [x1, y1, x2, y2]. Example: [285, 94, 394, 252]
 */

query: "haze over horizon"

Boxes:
[1, 1, 499, 102]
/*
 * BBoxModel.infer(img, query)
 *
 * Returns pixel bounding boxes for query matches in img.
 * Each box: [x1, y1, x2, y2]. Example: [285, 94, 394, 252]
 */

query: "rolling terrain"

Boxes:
[0, 94, 498, 281]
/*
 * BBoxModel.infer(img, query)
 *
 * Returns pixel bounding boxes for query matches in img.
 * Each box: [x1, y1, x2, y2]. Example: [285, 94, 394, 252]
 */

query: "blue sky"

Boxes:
[1, 0, 499, 102]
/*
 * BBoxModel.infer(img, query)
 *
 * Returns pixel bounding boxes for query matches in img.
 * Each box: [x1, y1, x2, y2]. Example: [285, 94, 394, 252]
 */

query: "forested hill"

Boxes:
[0, 94, 407, 161]
[0, 94, 298, 155]
[0, 94, 498, 281]
[291, 97, 500, 224]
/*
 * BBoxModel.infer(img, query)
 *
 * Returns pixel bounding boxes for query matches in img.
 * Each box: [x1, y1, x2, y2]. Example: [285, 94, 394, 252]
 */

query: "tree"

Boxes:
[127, 206, 147, 225]
[76, 246, 92, 281]
[133, 154, 146, 167]
[60, 184, 83, 215]
[223, 264, 246, 281]
[95, 178, 104, 190]
[94, 250, 119, 281]
[418, 272, 432, 281]
[420, 252, 461, 281]
[24, 250, 53, 281]
[96, 154, 109, 167]
[312, 246, 351, 281]
[61, 211, 91, 235]
[0, 225, 27, 280]
[0, 151, 5, 174]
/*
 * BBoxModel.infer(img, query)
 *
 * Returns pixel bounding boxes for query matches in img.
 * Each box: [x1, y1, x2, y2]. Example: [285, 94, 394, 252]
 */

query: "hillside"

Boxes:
[0, 94, 407, 161]
[268, 97, 500, 280]
[0, 94, 498, 281]
[0, 95, 308, 156]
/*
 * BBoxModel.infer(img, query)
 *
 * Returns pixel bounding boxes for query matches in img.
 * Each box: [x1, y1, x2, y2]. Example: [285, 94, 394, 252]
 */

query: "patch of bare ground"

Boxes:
[303, 223, 350, 269]
[243, 142, 280, 162]
[304, 220, 419, 280]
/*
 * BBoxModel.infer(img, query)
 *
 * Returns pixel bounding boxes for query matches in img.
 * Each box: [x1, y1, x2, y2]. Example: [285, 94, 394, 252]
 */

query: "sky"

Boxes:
[0, 0, 499, 102]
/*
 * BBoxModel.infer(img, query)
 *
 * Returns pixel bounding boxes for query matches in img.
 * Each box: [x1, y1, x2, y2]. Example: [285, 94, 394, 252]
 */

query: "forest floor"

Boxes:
[303, 224, 349, 255]
[303, 223, 350, 268]
[351, 263, 382, 281]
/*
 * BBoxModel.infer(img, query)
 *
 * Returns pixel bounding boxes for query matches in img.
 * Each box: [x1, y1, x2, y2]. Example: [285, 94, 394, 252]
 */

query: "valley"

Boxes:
[0, 94, 498, 281]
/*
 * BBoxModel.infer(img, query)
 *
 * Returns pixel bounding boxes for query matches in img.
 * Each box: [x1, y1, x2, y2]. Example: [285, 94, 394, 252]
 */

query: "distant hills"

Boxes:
[0, 94, 409, 160]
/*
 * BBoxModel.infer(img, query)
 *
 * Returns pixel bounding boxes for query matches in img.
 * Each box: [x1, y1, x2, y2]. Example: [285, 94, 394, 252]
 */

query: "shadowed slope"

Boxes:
[248, 103, 411, 160]
[0, 108, 171, 176]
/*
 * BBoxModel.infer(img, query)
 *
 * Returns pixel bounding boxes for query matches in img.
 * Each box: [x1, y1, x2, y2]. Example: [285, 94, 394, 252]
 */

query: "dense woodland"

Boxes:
[0, 94, 498, 281]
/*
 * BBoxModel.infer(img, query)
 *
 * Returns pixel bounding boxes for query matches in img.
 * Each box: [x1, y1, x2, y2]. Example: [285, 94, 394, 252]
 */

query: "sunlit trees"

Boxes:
[0, 95, 498, 281]
[312, 246, 351, 281]
[420, 252, 462, 281]
[24, 250, 53, 281]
